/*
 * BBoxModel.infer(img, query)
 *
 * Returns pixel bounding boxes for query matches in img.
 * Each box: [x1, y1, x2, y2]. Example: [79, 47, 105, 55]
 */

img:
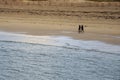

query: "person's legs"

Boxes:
[82, 26, 84, 32]
[81, 25, 83, 32]
[78, 25, 81, 33]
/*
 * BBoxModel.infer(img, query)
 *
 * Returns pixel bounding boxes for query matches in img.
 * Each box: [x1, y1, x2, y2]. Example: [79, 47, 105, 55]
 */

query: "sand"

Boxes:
[0, 1, 120, 45]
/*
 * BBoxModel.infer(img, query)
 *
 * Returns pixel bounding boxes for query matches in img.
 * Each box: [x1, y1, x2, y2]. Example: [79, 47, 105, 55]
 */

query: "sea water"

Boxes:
[0, 31, 120, 80]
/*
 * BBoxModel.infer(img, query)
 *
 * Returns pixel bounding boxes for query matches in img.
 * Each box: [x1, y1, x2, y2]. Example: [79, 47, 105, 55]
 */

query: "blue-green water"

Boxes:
[0, 32, 120, 80]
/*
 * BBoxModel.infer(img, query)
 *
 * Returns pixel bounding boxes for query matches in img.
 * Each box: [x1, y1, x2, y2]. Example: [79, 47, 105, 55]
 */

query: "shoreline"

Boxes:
[0, 7, 120, 45]
[0, 30, 120, 46]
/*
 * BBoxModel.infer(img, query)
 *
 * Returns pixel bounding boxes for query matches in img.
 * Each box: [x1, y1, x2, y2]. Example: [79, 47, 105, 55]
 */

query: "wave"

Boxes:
[0, 40, 120, 56]
[0, 31, 120, 55]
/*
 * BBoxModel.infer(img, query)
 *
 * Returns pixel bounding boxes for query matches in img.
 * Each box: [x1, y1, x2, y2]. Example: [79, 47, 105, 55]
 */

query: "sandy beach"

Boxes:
[0, 0, 120, 45]
[0, 1, 120, 80]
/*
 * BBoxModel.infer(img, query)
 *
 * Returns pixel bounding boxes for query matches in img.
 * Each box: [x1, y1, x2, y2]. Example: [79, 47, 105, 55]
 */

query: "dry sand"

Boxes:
[0, 1, 120, 45]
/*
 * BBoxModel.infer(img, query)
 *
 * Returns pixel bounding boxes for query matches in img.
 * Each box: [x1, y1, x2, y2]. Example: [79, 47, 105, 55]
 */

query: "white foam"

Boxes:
[0, 31, 120, 54]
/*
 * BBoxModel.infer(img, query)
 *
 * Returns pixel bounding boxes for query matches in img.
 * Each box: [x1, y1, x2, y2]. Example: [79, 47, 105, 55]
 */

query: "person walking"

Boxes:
[81, 25, 84, 32]
[78, 25, 81, 33]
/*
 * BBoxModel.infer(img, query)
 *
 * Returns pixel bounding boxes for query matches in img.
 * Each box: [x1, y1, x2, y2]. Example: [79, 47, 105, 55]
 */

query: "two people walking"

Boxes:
[78, 25, 84, 33]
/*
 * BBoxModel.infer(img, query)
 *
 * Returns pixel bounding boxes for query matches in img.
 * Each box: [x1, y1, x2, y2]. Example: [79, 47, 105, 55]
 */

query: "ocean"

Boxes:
[0, 31, 120, 80]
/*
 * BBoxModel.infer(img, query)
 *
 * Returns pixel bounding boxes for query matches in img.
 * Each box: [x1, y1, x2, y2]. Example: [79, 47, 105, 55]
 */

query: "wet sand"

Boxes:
[0, 14, 120, 45]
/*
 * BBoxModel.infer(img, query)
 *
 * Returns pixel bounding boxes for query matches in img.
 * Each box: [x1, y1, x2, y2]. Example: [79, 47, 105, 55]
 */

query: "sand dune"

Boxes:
[0, 0, 120, 7]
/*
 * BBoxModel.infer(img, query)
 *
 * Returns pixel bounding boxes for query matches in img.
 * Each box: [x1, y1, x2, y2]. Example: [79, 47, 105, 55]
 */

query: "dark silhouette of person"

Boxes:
[78, 25, 81, 33]
[81, 25, 84, 32]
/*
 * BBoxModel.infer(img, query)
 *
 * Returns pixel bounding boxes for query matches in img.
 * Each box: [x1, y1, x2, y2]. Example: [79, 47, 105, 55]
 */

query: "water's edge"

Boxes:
[0, 31, 120, 80]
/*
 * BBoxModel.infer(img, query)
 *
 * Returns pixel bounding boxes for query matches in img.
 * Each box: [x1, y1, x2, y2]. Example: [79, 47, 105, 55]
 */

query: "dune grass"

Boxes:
[88, 0, 120, 2]
[28, 0, 48, 1]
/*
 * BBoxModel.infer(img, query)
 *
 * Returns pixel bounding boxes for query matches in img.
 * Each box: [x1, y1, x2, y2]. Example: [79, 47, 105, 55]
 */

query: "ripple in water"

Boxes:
[0, 31, 120, 80]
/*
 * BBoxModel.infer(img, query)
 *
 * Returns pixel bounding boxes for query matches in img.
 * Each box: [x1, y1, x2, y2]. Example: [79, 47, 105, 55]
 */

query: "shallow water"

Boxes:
[0, 31, 120, 80]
